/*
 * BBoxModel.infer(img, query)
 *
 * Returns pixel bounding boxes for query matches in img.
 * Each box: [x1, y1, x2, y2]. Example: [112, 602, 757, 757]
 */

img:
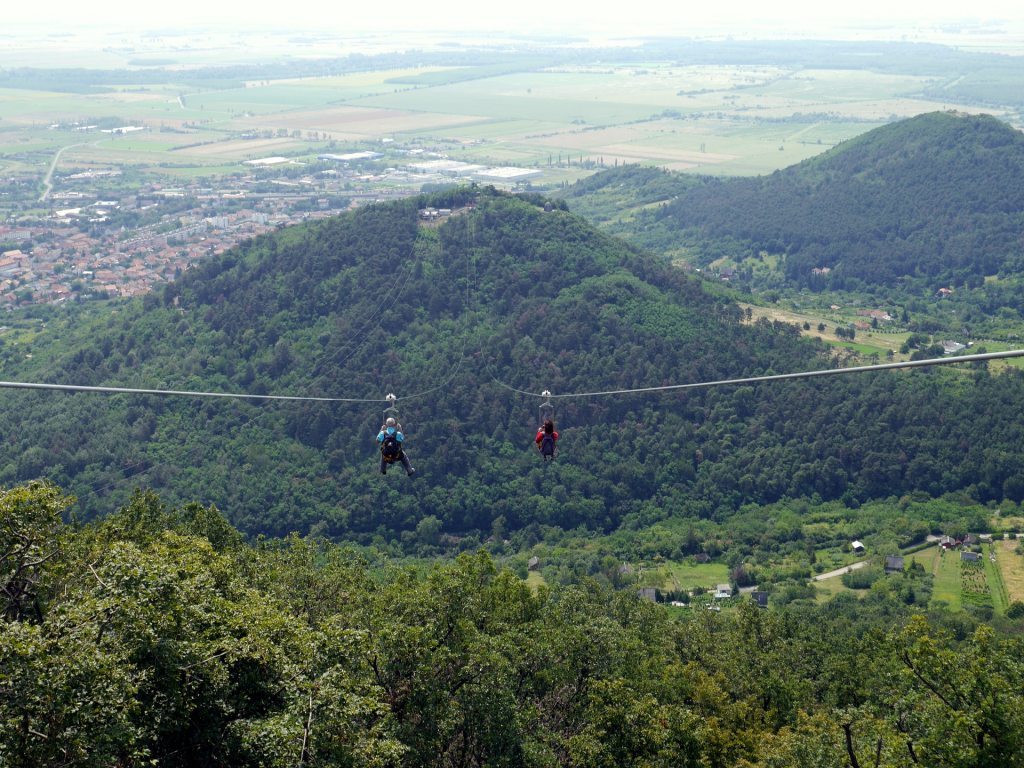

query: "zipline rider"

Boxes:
[377, 417, 416, 478]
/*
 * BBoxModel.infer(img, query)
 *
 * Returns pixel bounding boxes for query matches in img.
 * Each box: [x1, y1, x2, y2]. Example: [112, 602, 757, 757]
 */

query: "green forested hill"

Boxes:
[6, 483, 1024, 767]
[566, 112, 1024, 293]
[2, 187, 1024, 539]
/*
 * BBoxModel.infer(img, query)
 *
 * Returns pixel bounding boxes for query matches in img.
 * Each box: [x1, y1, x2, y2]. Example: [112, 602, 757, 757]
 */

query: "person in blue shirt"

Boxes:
[376, 417, 416, 477]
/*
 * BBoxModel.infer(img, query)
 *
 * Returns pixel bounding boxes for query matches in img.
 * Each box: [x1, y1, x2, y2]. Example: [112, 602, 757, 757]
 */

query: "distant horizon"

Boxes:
[4, 0, 1024, 43]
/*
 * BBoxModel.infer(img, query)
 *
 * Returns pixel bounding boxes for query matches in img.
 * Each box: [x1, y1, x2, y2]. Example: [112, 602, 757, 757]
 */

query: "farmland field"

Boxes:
[997, 539, 1024, 602]
[656, 561, 731, 592]
[232, 106, 487, 136]
[2, 46, 1023, 195]
[984, 548, 1009, 614]
[738, 302, 908, 358]
[912, 546, 963, 610]
[961, 558, 995, 611]
[910, 545, 1010, 614]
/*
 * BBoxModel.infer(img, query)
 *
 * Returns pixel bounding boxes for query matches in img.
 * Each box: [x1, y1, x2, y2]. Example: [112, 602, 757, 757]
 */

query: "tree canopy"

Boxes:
[4, 482, 1024, 767]
[1, 188, 1024, 539]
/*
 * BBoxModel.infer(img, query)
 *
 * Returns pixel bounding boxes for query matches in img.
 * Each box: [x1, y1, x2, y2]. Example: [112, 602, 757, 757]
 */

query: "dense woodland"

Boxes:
[3, 482, 1024, 767]
[568, 113, 1024, 300]
[2, 188, 1024, 541]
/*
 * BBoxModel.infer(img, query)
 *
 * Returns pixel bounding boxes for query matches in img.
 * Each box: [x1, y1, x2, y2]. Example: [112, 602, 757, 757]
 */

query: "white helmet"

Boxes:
[386, 417, 396, 427]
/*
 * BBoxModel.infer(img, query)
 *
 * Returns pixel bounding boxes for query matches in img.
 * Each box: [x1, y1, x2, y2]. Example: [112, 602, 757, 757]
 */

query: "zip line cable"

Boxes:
[490, 349, 1024, 400]
[22, 207, 1023, 504]
[2, 216, 1022, 408]
[0, 380, 383, 403]
[0, 221, 470, 408]
[4, 351, 1021, 407]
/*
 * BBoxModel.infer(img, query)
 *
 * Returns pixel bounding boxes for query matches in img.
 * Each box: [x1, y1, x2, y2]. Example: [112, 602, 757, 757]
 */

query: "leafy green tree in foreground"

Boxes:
[5, 483, 1024, 766]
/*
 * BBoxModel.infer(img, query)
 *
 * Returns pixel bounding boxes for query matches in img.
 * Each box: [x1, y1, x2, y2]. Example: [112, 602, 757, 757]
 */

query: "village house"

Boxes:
[884, 555, 905, 574]
[856, 309, 893, 322]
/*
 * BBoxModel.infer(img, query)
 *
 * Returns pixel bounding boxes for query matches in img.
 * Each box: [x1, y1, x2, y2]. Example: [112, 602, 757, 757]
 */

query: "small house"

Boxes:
[851, 540, 866, 555]
[884, 555, 905, 574]
[527, 556, 540, 571]
[751, 591, 769, 609]
[961, 551, 981, 563]
[714, 584, 732, 600]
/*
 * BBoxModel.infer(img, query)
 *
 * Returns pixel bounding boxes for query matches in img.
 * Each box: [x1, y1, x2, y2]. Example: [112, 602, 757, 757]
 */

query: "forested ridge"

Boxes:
[568, 112, 1024, 292]
[3, 482, 1024, 767]
[2, 187, 1024, 538]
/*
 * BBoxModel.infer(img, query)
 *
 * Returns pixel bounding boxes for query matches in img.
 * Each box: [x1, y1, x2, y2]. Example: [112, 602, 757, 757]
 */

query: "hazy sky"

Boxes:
[7, 0, 1024, 37]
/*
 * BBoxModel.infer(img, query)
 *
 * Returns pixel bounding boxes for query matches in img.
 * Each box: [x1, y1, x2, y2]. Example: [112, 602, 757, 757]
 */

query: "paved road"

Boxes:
[39, 141, 97, 202]
[813, 559, 869, 581]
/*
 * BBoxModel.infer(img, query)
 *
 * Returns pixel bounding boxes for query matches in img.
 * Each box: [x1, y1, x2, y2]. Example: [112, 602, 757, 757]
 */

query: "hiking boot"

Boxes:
[407, 468, 417, 477]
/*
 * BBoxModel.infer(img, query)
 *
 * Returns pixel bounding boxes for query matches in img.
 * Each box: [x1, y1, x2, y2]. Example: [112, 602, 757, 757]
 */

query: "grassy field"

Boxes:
[655, 561, 731, 592]
[738, 302, 908, 358]
[910, 546, 963, 610]
[815, 574, 856, 602]
[931, 551, 964, 610]
[996, 538, 1024, 603]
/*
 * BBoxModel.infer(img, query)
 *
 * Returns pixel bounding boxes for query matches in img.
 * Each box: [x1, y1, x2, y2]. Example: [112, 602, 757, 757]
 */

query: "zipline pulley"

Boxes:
[383, 393, 400, 425]
[539, 389, 554, 424]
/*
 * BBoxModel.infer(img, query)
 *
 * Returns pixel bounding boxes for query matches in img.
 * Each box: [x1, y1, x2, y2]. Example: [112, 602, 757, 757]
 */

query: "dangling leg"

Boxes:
[380, 454, 387, 474]
[400, 452, 415, 477]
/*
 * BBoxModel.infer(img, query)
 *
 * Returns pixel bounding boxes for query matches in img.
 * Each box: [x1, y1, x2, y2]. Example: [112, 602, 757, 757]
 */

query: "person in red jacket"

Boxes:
[535, 419, 558, 460]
